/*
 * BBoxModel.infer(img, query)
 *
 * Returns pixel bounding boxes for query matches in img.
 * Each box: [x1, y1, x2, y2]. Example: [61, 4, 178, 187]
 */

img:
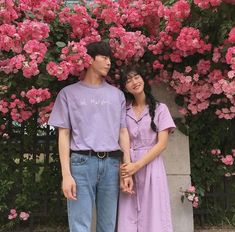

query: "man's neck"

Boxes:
[83, 69, 104, 86]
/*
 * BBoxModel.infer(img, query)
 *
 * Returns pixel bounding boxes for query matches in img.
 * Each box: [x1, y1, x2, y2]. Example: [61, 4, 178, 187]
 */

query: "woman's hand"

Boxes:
[120, 176, 135, 194]
[120, 162, 140, 178]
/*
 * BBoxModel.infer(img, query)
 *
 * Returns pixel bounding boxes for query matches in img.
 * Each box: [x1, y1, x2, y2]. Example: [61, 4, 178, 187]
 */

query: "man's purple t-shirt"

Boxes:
[48, 81, 127, 152]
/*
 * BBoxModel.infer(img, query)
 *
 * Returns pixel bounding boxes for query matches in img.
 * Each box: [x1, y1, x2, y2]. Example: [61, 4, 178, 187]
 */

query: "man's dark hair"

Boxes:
[86, 41, 112, 59]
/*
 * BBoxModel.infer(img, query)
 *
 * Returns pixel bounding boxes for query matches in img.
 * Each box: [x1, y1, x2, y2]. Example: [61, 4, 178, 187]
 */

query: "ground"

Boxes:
[2, 226, 235, 232]
[195, 226, 235, 232]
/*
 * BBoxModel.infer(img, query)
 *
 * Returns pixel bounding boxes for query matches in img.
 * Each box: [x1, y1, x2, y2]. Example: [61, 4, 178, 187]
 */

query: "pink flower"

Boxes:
[0, 99, 9, 114]
[226, 46, 235, 70]
[194, 196, 199, 203]
[187, 186, 196, 193]
[228, 27, 235, 43]
[187, 194, 195, 201]
[221, 155, 234, 166]
[19, 211, 30, 221]
[197, 59, 211, 75]
[185, 66, 192, 73]
[8, 209, 17, 220]
[178, 107, 188, 115]
[212, 47, 221, 63]
[232, 149, 235, 157]
[228, 70, 235, 79]
[153, 60, 164, 70]
[192, 201, 199, 208]
[211, 149, 221, 155]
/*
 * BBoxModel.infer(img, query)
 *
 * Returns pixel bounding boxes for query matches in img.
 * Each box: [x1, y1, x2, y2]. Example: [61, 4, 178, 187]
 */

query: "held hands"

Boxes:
[120, 162, 140, 195]
[120, 176, 135, 194]
[62, 175, 77, 200]
[120, 162, 140, 178]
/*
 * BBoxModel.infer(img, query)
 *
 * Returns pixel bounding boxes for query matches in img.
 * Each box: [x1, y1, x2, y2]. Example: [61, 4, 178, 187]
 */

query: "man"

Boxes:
[48, 41, 133, 232]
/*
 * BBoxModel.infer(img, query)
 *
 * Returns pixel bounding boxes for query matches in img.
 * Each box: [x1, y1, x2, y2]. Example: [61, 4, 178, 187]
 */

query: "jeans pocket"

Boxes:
[70, 153, 89, 166]
[109, 157, 120, 168]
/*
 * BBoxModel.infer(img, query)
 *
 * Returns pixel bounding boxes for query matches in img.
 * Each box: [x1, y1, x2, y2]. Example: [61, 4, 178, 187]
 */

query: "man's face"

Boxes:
[90, 55, 111, 77]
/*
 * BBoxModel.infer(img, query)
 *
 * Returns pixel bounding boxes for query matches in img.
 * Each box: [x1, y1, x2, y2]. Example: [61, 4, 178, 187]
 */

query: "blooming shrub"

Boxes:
[0, 0, 235, 228]
[181, 186, 200, 208]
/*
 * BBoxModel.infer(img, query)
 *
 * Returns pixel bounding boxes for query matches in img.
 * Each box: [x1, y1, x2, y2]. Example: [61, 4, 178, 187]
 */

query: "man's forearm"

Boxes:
[119, 128, 131, 163]
[58, 128, 71, 177]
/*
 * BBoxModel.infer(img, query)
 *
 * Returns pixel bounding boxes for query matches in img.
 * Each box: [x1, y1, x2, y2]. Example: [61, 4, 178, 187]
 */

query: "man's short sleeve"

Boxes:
[120, 92, 127, 128]
[48, 89, 71, 128]
[154, 103, 176, 132]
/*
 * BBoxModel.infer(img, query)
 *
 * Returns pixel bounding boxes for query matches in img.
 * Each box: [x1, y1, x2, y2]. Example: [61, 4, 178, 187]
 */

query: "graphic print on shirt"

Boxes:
[77, 98, 111, 106]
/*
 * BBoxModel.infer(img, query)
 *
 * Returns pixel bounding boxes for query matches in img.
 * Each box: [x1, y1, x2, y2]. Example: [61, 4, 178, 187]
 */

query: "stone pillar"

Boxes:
[152, 83, 194, 232]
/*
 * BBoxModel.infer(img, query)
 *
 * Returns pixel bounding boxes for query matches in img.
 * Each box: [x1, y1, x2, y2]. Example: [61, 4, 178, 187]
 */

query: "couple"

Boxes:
[48, 41, 175, 232]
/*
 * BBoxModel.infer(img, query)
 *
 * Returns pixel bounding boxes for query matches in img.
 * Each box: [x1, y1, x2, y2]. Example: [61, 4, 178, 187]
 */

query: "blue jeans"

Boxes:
[67, 153, 120, 232]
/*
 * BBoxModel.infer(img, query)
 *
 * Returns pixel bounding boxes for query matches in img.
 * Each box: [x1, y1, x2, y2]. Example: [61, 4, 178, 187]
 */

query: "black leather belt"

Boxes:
[70, 150, 123, 159]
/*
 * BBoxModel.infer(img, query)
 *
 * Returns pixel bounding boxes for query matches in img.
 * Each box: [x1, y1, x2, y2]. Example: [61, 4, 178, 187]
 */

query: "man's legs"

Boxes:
[96, 157, 120, 232]
[67, 153, 97, 232]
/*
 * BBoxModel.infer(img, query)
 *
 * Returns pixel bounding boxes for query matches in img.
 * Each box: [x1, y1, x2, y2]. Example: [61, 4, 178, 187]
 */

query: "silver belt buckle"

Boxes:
[97, 152, 107, 159]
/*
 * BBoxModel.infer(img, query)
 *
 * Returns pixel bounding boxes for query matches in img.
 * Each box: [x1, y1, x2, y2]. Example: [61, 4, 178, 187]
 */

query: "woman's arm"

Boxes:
[120, 129, 169, 178]
[119, 128, 134, 194]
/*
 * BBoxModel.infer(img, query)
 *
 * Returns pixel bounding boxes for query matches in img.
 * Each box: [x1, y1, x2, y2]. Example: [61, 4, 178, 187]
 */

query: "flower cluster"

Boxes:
[8, 209, 30, 221]
[159, 0, 190, 21]
[211, 149, 235, 166]
[17, 20, 50, 42]
[46, 41, 91, 80]
[0, 0, 18, 24]
[228, 28, 235, 43]
[225, 47, 235, 70]
[176, 27, 212, 55]
[9, 98, 32, 123]
[59, 5, 99, 39]
[18, 0, 62, 23]
[38, 102, 54, 125]
[180, 186, 199, 208]
[109, 27, 149, 61]
[194, 0, 222, 9]
[0, 99, 9, 114]
[25, 87, 51, 105]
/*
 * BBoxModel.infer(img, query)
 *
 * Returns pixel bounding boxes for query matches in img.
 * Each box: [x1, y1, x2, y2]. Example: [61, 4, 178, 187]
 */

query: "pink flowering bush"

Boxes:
[8, 209, 30, 221]
[210, 148, 235, 174]
[180, 186, 201, 208]
[0, 0, 235, 228]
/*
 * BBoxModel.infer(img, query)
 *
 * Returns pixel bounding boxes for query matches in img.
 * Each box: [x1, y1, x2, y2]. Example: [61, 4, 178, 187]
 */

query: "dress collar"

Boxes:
[126, 103, 149, 122]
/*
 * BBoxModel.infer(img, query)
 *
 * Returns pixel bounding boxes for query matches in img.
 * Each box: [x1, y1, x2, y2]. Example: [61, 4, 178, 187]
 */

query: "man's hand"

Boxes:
[62, 175, 77, 200]
[120, 162, 140, 178]
[120, 176, 134, 194]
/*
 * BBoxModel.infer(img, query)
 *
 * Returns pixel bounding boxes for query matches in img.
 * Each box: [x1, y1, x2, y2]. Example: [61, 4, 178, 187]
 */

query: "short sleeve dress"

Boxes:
[117, 103, 176, 232]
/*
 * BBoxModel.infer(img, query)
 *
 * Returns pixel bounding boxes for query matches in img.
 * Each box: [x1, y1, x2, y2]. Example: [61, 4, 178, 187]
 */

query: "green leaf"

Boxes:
[56, 41, 66, 48]
[181, 195, 185, 203]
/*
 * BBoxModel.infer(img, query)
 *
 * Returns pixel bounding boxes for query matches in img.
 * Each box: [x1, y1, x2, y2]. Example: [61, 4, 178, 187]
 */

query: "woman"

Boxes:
[117, 66, 175, 232]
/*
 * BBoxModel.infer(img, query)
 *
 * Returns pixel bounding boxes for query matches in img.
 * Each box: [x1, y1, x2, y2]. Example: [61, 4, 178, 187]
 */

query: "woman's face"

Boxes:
[125, 71, 145, 96]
